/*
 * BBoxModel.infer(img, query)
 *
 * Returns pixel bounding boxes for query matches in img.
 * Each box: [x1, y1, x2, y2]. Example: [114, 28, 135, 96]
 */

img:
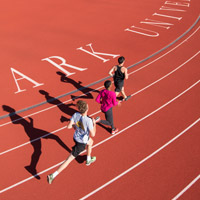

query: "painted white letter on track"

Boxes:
[42, 56, 87, 76]
[159, 6, 186, 12]
[77, 43, 119, 63]
[153, 13, 182, 20]
[165, 1, 190, 7]
[11, 68, 44, 94]
[125, 26, 159, 37]
[140, 19, 173, 29]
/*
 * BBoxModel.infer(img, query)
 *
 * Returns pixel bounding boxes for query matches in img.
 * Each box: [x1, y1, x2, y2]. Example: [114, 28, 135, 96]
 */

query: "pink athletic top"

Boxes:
[96, 89, 118, 112]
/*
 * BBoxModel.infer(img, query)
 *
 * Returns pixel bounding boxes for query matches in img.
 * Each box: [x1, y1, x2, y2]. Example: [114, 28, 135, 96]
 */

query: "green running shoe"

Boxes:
[86, 156, 96, 166]
[47, 174, 54, 184]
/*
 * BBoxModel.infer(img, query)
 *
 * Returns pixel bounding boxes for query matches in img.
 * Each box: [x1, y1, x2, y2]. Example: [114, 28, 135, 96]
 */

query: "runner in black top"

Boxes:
[109, 56, 131, 101]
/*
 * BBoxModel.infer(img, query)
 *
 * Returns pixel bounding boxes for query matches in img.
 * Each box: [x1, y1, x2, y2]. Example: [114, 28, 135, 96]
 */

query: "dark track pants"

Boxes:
[100, 107, 114, 130]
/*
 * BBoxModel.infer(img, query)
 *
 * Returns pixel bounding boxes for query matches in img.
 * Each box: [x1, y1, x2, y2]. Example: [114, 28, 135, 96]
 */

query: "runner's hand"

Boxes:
[118, 101, 122, 106]
[92, 118, 96, 124]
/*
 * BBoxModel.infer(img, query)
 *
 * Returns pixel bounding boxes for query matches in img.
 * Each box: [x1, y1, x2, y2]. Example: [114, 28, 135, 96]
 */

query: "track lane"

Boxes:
[1, 37, 199, 153]
[0, 74, 199, 197]
[1, 22, 199, 127]
[172, 174, 200, 200]
[81, 119, 199, 200]
[0, 13, 199, 118]
[1, 79, 199, 199]
[0, 1, 198, 199]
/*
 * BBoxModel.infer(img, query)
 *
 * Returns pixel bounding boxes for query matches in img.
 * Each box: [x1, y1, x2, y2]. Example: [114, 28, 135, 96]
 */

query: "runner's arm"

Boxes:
[124, 68, 128, 79]
[95, 92, 102, 104]
[112, 92, 118, 106]
[109, 66, 116, 77]
[89, 118, 96, 137]
[67, 119, 75, 129]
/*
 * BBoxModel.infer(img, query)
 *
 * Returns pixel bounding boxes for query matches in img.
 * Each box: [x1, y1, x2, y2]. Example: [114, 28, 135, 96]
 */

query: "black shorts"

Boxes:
[114, 80, 124, 92]
[71, 139, 87, 157]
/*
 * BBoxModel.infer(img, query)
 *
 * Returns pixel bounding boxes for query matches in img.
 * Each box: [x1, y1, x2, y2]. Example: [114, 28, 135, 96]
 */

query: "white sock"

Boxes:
[87, 156, 91, 162]
[52, 171, 59, 179]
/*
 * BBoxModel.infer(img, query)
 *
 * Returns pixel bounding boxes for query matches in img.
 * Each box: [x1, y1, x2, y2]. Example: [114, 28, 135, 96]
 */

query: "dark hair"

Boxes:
[118, 56, 125, 64]
[104, 80, 112, 89]
[76, 100, 88, 114]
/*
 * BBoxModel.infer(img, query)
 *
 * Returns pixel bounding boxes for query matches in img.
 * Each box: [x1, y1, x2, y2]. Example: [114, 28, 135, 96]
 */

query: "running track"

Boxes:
[0, 1, 199, 199]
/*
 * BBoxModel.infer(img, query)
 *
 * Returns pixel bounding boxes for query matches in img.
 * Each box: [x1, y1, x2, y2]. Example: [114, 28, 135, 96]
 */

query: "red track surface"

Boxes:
[0, 1, 200, 199]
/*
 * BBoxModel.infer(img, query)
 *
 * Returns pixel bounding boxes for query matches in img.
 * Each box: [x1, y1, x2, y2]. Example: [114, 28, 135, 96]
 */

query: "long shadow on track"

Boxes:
[39, 90, 77, 122]
[56, 71, 99, 101]
[2, 105, 72, 180]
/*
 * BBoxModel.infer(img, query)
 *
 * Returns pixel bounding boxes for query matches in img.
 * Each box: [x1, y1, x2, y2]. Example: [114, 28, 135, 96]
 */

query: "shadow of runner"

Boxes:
[96, 123, 112, 134]
[2, 105, 71, 180]
[56, 71, 99, 101]
[75, 155, 87, 164]
[39, 90, 77, 122]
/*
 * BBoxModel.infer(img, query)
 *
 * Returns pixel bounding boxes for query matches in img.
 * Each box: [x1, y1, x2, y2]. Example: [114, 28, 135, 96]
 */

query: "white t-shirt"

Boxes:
[71, 112, 93, 144]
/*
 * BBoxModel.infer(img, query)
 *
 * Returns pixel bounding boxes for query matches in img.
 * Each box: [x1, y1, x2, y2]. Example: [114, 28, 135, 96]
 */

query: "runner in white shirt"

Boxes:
[47, 100, 97, 184]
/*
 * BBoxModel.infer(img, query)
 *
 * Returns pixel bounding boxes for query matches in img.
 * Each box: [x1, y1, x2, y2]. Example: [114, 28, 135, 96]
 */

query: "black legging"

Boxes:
[100, 107, 114, 130]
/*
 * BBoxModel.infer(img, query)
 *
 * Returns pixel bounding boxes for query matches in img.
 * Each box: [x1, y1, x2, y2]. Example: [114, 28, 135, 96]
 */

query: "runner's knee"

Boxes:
[87, 138, 93, 146]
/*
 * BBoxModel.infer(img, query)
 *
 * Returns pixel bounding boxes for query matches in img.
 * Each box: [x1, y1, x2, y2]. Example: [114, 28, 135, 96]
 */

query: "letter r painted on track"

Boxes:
[42, 56, 87, 76]
[77, 43, 120, 63]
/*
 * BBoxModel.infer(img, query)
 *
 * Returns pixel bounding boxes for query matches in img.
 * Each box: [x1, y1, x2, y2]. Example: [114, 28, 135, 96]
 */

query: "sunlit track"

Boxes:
[1, 51, 199, 155]
[80, 118, 200, 200]
[172, 174, 200, 200]
[0, 25, 199, 128]
[0, 80, 199, 194]
[1, 0, 199, 199]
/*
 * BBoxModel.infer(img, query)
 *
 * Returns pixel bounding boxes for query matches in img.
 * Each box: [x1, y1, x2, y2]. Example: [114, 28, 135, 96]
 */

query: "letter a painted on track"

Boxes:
[11, 68, 44, 94]
[77, 43, 120, 63]
[42, 56, 87, 76]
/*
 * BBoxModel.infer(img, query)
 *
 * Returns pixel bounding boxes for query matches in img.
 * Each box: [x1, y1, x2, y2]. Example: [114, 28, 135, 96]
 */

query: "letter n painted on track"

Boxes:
[125, 26, 159, 37]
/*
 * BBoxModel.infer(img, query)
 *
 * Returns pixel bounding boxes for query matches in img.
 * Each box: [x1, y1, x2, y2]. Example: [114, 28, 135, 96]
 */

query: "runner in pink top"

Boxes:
[96, 80, 120, 134]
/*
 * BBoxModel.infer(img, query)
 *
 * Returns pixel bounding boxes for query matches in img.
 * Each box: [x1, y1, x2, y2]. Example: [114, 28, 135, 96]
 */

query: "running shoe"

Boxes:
[125, 95, 131, 101]
[95, 116, 101, 123]
[47, 174, 54, 184]
[86, 156, 96, 166]
[111, 128, 119, 134]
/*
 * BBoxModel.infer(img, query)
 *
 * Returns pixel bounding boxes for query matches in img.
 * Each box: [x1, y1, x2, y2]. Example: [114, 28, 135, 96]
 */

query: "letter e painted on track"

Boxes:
[165, 1, 190, 7]
[11, 68, 44, 94]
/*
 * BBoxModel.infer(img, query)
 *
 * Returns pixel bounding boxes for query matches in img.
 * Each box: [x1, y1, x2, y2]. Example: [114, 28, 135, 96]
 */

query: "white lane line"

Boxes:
[130, 51, 200, 97]
[0, 25, 199, 128]
[0, 51, 199, 156]
[128, 26, 200, 76]
[172, 174, 200, 200]
[0, 85, 104, 128]
[0, 80, 199, 194]
[0, 126, 67, 155]
[80, 118, 200, 200]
